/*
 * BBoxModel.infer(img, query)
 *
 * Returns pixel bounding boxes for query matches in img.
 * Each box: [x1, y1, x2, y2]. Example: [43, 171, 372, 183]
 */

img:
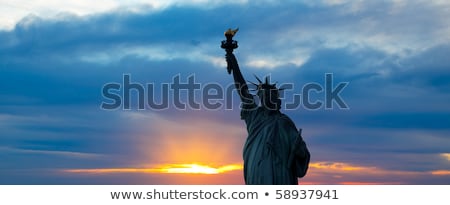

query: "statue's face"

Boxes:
[258, 89, 281, 111]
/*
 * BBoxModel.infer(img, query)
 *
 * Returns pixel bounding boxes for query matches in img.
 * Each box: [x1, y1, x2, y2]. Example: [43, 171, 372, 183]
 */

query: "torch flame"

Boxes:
[224, 28, 239, 37]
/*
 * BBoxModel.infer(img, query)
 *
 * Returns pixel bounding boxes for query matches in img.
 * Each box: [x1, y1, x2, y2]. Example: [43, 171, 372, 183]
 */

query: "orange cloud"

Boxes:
[308, 161, 421, 177]
[309, 162, 375, 172]
[430, 170, 450, 176]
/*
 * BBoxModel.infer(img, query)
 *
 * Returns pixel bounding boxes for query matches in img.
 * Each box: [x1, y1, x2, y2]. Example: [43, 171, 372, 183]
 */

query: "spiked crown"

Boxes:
[248, 75, 283, 99]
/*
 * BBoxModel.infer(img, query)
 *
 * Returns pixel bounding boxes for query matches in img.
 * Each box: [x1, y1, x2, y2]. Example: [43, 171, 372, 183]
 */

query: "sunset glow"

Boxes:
[64, 163, 243, 175]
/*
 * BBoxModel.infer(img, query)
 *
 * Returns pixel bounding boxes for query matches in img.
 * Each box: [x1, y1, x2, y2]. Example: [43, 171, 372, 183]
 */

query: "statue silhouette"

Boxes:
[222, 29, 310, 185]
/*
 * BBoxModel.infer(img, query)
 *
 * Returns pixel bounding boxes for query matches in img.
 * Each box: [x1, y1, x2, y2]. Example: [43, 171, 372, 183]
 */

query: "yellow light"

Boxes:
[160, 163, 243, 174]
[163, 164, 219, 174]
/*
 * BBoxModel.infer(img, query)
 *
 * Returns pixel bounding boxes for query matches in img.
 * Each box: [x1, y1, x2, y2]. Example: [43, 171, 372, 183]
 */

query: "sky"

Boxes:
[1, 0, 449, 185]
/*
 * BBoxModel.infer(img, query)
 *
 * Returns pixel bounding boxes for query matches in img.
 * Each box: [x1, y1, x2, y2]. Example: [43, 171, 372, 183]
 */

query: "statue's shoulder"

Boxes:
[278, 113, 297, 130]
[278, 112, 293, 122]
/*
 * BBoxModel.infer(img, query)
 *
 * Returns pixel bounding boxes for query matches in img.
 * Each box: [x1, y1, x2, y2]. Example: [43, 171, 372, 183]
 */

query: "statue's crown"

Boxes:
[248, 75, 282, 97]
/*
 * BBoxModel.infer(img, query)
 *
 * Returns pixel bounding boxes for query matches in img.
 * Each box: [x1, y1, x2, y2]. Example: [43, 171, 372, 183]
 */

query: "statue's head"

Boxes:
[250, 75, 282, 111]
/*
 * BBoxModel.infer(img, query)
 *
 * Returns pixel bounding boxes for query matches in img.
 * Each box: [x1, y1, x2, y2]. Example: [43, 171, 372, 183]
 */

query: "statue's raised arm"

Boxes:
[221, 28, 255, 108]
[220, 28, 310, 185]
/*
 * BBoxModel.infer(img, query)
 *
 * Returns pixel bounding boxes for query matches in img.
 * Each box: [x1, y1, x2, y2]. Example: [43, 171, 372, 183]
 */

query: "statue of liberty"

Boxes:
[221, 28, 310, 185]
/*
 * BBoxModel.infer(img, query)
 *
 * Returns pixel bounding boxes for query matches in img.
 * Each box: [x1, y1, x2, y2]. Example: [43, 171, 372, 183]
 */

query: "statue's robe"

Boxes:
[241, 107, 310, 185]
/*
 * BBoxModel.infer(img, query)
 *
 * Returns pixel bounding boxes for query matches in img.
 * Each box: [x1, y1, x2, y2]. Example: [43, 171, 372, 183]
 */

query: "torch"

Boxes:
[221, 28, 239, 74]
